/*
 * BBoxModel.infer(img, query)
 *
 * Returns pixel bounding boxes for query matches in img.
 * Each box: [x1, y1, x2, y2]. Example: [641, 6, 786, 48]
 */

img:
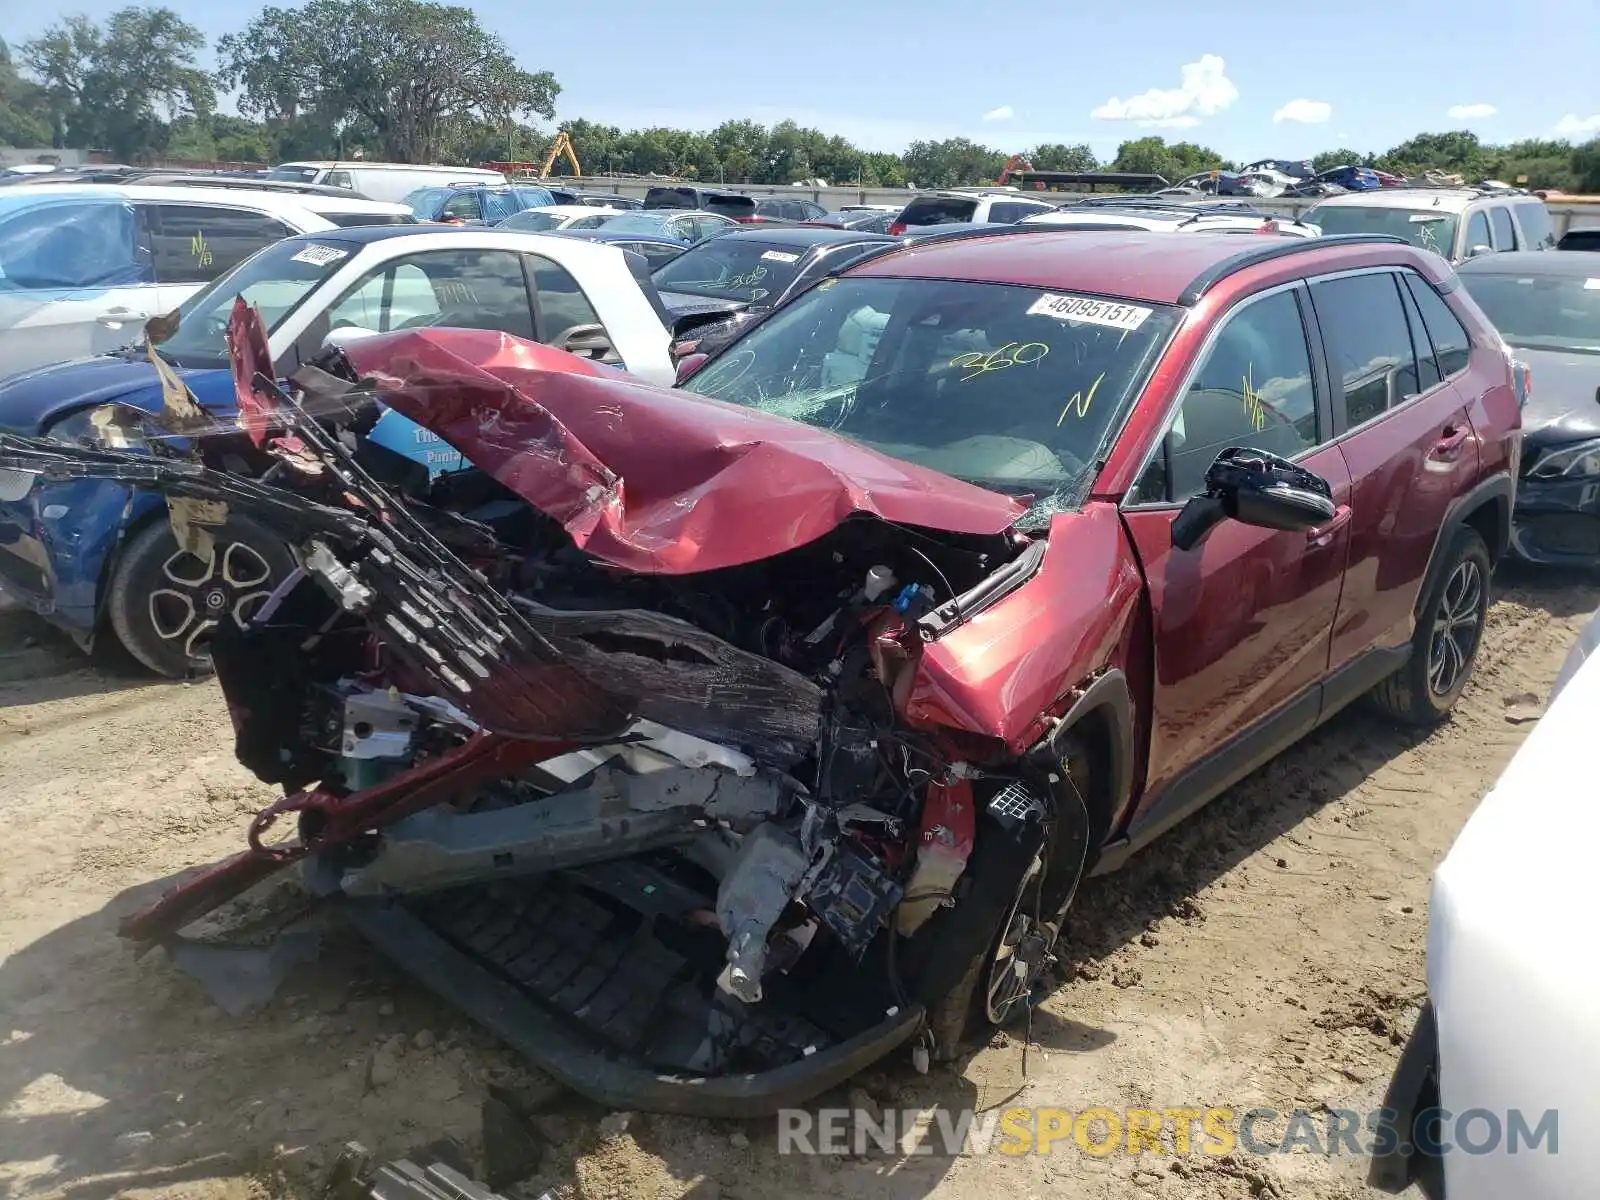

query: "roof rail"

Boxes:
[1179, 234, 1410, 305]
[1066, 196, 1268, 217]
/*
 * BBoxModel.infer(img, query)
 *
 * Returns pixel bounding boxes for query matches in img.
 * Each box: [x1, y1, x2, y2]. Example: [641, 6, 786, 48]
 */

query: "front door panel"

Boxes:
[1122, 442, 1352, 807]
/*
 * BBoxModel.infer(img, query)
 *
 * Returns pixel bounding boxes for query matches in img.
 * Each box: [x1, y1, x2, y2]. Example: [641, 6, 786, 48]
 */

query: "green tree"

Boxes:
[217, 0, 557, 164]
[1311, 147, 1366, 173]
[0, 38, 52, 147]
[1574, 139, 1600, 193]
[1109, 136, 1223, 183]
[903, 137, 1006, 188]
[1486, 138, 1578, 191]
[1028, 143, 1098, 172]
[862, 151, 907, 188]
[22, 7, 213, 160]
[1377, 131, 1490, 179]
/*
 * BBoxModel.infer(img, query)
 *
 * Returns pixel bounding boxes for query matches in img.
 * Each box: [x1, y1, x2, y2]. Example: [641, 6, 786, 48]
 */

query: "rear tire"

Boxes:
[107, 515, 294, 678]
[1370, 526, 1491, 725]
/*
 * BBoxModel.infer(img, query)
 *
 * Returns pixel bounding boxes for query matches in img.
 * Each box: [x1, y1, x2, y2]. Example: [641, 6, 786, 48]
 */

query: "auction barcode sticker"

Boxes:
[291, 244, 349, 267]
[761, 250, 801, 263]
[1028, 293, 1152, 331]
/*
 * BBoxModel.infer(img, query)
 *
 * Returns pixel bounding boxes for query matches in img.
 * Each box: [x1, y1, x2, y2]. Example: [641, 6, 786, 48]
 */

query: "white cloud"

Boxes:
[1272, 98, 1332, 124]
[1554, 113, 1600, 137]
[1090, 54, 1238, 127]
[1447, 103, 1498, 120]
[981, 105, 1014, 122]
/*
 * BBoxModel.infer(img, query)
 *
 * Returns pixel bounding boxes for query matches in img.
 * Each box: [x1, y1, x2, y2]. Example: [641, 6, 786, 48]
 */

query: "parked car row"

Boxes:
[2, 162, 1593, 697]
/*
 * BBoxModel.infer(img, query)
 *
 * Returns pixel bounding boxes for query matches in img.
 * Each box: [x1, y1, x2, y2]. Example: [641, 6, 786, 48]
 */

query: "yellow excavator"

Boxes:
[485, 131, 581, 181]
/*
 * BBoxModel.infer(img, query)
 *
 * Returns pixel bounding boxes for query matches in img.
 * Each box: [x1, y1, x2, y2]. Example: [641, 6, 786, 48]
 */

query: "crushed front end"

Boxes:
[0, 313, 1074, 1114]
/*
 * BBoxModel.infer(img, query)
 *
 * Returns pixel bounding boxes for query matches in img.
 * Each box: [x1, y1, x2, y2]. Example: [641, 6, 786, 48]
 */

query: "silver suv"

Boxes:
[1302, 186, 1556, 262]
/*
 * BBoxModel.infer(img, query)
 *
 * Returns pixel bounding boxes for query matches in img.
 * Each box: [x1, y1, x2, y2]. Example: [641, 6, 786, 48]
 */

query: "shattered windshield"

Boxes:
[684, 276, 1178, 507]
[150, 237, 357, 369]
[1304, 203, 1458, 255]
[652, 238, 808, 302]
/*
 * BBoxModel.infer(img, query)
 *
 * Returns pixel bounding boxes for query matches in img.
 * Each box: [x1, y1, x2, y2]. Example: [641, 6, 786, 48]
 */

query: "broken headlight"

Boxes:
[1529, 438, 1600, 481]
[42, 404, 151, 452]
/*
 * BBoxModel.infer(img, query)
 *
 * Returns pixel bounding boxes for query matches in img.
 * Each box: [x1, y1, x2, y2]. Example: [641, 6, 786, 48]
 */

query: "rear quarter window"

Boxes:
[900, 196, 979, 226]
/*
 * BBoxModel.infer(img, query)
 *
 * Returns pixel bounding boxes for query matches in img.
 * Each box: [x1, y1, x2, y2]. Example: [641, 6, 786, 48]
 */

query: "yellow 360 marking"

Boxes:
[949, 341, 1049, 382]
[1057, 371, 1106, 425]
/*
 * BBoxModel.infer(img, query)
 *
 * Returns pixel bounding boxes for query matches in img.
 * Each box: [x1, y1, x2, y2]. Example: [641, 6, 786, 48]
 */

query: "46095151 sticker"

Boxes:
[1027, 293, 1152, 331]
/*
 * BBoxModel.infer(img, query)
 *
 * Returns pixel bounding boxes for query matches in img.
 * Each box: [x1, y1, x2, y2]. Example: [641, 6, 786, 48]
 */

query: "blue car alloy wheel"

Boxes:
[106, 512, 296, 677]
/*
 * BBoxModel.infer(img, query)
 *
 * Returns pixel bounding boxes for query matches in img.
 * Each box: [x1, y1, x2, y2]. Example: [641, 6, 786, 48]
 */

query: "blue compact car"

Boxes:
[0, 221, 681, 676]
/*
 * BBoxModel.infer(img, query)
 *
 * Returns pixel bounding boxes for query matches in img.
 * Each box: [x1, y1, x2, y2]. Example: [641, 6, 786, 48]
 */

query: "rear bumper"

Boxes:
[341, 897, 924, 1118]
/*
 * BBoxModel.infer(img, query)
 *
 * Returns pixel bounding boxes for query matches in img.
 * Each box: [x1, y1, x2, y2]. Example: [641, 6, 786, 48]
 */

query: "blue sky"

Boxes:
[11, 0, 1600, 158]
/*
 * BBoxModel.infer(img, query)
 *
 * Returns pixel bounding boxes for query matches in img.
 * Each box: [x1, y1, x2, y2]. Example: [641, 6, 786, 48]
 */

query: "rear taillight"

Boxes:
[1512, 358, 1532, 409]
[888, 221, 906, 235]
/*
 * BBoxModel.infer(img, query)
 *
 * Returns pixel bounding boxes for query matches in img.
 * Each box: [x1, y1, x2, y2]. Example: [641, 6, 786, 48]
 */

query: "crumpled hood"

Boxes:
[0, 354, 177, 434]
[1516, 347, 1600, 444]
[341, 327, 1026, 574]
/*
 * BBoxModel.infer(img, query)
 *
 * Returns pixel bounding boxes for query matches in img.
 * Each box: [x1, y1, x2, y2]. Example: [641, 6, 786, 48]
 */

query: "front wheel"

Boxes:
[906, 775, 1089, 1060]
[106, 515, 295, 678]
[1370, 526, 1491, 725]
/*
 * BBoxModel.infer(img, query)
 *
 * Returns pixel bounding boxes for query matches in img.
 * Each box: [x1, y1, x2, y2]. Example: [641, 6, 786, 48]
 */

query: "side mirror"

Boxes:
[322, 325, 381, 351]
[1465, 244, 1493, 259]
[1171, 448, 1336, 552]
[675, 352, 710, 384]
[552, 323, 620, 365]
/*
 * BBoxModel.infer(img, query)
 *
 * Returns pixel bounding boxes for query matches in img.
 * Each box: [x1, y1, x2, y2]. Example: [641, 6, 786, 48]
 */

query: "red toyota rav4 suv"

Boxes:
[7, 228, 1518, 1116]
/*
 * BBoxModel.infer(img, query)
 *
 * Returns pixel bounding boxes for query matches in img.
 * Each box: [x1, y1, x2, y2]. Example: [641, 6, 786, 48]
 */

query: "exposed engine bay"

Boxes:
[0, 309, 1085, 1114]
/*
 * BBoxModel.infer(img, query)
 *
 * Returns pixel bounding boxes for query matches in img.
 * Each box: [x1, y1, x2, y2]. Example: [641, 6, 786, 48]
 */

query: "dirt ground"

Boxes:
[1, 567, 1594, 1200]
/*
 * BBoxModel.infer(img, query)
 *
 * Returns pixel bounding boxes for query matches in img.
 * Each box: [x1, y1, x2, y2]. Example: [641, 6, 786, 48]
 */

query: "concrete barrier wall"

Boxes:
[556, 176, 1600, 233]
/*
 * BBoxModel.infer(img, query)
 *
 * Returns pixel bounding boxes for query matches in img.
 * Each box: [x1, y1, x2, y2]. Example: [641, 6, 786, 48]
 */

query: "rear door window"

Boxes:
[525, 253, 604, 340]
[318, 248, 534, 347]
[149, 204, 294, 284]
[1403, 274, 1472, 377]
[0, 201, 150, 290]
[1489, 206, 1517, 250]
[1309, 271, 1419, 428]
[989, 201, 1054, 224]
[898, 196, 978, 226]
[482, 191, 524, 223]
[1397, 273, 1441, 391]
[441, 192, 482, 222]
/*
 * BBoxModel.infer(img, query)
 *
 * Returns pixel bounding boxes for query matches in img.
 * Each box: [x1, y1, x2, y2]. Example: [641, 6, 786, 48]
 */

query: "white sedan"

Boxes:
[0, 183, 414, 378]
[1372, 607, 1600, 1198]
[497, 204, 627, 233]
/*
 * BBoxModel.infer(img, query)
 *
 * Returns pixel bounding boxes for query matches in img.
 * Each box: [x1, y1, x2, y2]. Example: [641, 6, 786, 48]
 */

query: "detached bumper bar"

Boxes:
[340, 897, 925, 1119]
